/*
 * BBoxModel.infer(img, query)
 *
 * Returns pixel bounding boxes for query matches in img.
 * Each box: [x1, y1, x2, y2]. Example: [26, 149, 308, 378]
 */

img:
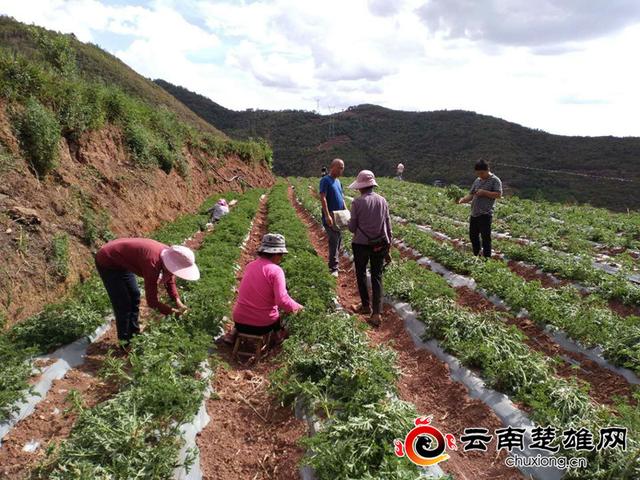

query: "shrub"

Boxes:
[13, 97, 61, 178]
[32, 27, 77, 75]
[151, 140, 174, 173]
[56, 81, 105, 141]
[123, 122, 155, 167]
[49, 233, 70, 280]
[0, 51, 47, 101]
[81, 203, 114, 248]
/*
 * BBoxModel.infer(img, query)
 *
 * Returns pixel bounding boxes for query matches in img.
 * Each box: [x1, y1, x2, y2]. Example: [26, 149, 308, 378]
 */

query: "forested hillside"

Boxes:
[157, 79, 640, 211]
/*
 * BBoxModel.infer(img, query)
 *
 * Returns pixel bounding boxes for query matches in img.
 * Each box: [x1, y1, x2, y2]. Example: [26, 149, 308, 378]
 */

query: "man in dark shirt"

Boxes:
[319, 158, 345, 276]
[457, 160, 503, 258]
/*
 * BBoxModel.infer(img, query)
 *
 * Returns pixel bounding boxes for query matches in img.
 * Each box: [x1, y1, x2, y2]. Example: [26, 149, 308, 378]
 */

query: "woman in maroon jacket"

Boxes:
[95, 238, 200, 345]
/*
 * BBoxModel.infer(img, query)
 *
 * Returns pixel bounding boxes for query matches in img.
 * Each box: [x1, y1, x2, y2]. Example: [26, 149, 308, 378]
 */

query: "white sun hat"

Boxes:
[160, 245, 200, 280]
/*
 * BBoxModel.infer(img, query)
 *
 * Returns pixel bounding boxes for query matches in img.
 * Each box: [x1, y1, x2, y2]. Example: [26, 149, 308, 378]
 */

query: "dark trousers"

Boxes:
[235, 320, 282, 335]
[324, 225, 342, 272]
[352, 243, 387, 315]
[469, 214, 492, 257]
[96, 263, 141, 343]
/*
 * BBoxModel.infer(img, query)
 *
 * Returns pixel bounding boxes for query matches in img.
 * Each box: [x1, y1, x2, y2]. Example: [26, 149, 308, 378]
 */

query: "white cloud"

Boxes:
[1, 0, 639, 136]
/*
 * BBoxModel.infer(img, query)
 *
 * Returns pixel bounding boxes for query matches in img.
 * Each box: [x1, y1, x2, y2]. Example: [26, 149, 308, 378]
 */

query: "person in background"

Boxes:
[224, 233, 303, 345]
[347, 170, 392, 327]
[395, 163, 405, 180]
[319, 158, 346, 277]
[457, 159, 503, 258]
[321, 165, 328, 177]
[207, 198, 229, 223]
[95, 239, 199, 347]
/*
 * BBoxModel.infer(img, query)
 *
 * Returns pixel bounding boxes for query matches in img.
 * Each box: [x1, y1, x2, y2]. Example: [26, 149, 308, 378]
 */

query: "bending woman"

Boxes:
[95, 238, 200, 346]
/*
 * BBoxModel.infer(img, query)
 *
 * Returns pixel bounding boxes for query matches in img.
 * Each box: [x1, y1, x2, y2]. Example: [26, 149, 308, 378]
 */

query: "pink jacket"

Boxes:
[233, 257, 302, 326]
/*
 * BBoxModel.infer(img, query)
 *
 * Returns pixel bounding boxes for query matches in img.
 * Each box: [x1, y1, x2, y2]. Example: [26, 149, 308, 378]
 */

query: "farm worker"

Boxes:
[207, 198, 229, 223]
[395, 163, 405, 180]
[223, 233, 303, 345]
[95, 239, 199, 346]
[347, 170, 392, 327]
[457, 159, 503, 258]
[319, 158, 346, 277]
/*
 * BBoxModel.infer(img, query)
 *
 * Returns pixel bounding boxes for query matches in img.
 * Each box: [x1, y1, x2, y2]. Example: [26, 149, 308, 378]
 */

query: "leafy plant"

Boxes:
[81, 202, 114, 248]
[302, 400, 419, 480]
[13, 97, 61, 178]
[49, 233, 70, 280]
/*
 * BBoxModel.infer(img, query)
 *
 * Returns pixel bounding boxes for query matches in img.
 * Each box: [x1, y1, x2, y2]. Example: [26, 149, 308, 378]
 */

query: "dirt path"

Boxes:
[396, 242, 637, 408]
[0, 325, 121, 479]
[287, 186, 523, 480]
[197, 195, 306, 480]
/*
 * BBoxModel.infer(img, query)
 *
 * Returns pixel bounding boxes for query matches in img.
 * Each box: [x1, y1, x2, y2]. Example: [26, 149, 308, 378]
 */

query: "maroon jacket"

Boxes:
[95, 238, 179, 314]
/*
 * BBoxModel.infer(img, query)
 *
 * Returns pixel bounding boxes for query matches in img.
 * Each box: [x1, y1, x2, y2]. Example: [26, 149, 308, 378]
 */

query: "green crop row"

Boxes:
[384, 254, 640, 479]
[395, 222, 640, 375]
[0, 276, 111, 421]
[495, 240, 640, 307]
[375, 179, 640, 305]
[33, 188, 264, 478]
[266, 182, 422, 480]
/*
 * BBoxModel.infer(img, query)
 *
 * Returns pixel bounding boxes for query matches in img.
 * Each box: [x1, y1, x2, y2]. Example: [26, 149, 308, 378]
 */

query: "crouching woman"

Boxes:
[224, 233, 303, 345]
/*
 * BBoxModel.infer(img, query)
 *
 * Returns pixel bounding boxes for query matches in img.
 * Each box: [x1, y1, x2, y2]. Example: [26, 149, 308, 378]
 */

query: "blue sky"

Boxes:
[2, 0, 640, 137]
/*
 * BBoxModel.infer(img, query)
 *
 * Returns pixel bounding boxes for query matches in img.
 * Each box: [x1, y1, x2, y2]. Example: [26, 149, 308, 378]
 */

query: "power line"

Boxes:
[492, 161, 636, 183]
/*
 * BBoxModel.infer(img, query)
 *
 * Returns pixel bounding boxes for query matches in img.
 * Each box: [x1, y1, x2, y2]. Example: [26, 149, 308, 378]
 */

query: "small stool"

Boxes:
[232, 332, 272, 363]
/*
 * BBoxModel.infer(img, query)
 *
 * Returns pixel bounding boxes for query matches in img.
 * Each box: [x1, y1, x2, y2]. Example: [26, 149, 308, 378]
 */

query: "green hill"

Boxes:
[0, 16, 218, 135]
[157, 79, 640, 211]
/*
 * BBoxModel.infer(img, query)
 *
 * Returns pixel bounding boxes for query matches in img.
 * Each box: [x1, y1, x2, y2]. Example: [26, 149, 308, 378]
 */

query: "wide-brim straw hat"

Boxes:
[258, 233, 288, 254]
[160, 245, 200, 280]
[349, 170, 378, 190]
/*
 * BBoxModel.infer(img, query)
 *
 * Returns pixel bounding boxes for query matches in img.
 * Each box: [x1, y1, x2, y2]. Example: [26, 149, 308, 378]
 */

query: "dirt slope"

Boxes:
[0, 103, 274, 326]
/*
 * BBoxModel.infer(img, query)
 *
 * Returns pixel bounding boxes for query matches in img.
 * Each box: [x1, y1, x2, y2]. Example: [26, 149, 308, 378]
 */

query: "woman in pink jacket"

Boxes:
[224, 233, 303, 344]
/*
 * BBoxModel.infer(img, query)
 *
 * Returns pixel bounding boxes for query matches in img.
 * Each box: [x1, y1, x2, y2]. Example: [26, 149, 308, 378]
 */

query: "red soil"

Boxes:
[197, 195, 306, 480]
[0, 325, 121, 479]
